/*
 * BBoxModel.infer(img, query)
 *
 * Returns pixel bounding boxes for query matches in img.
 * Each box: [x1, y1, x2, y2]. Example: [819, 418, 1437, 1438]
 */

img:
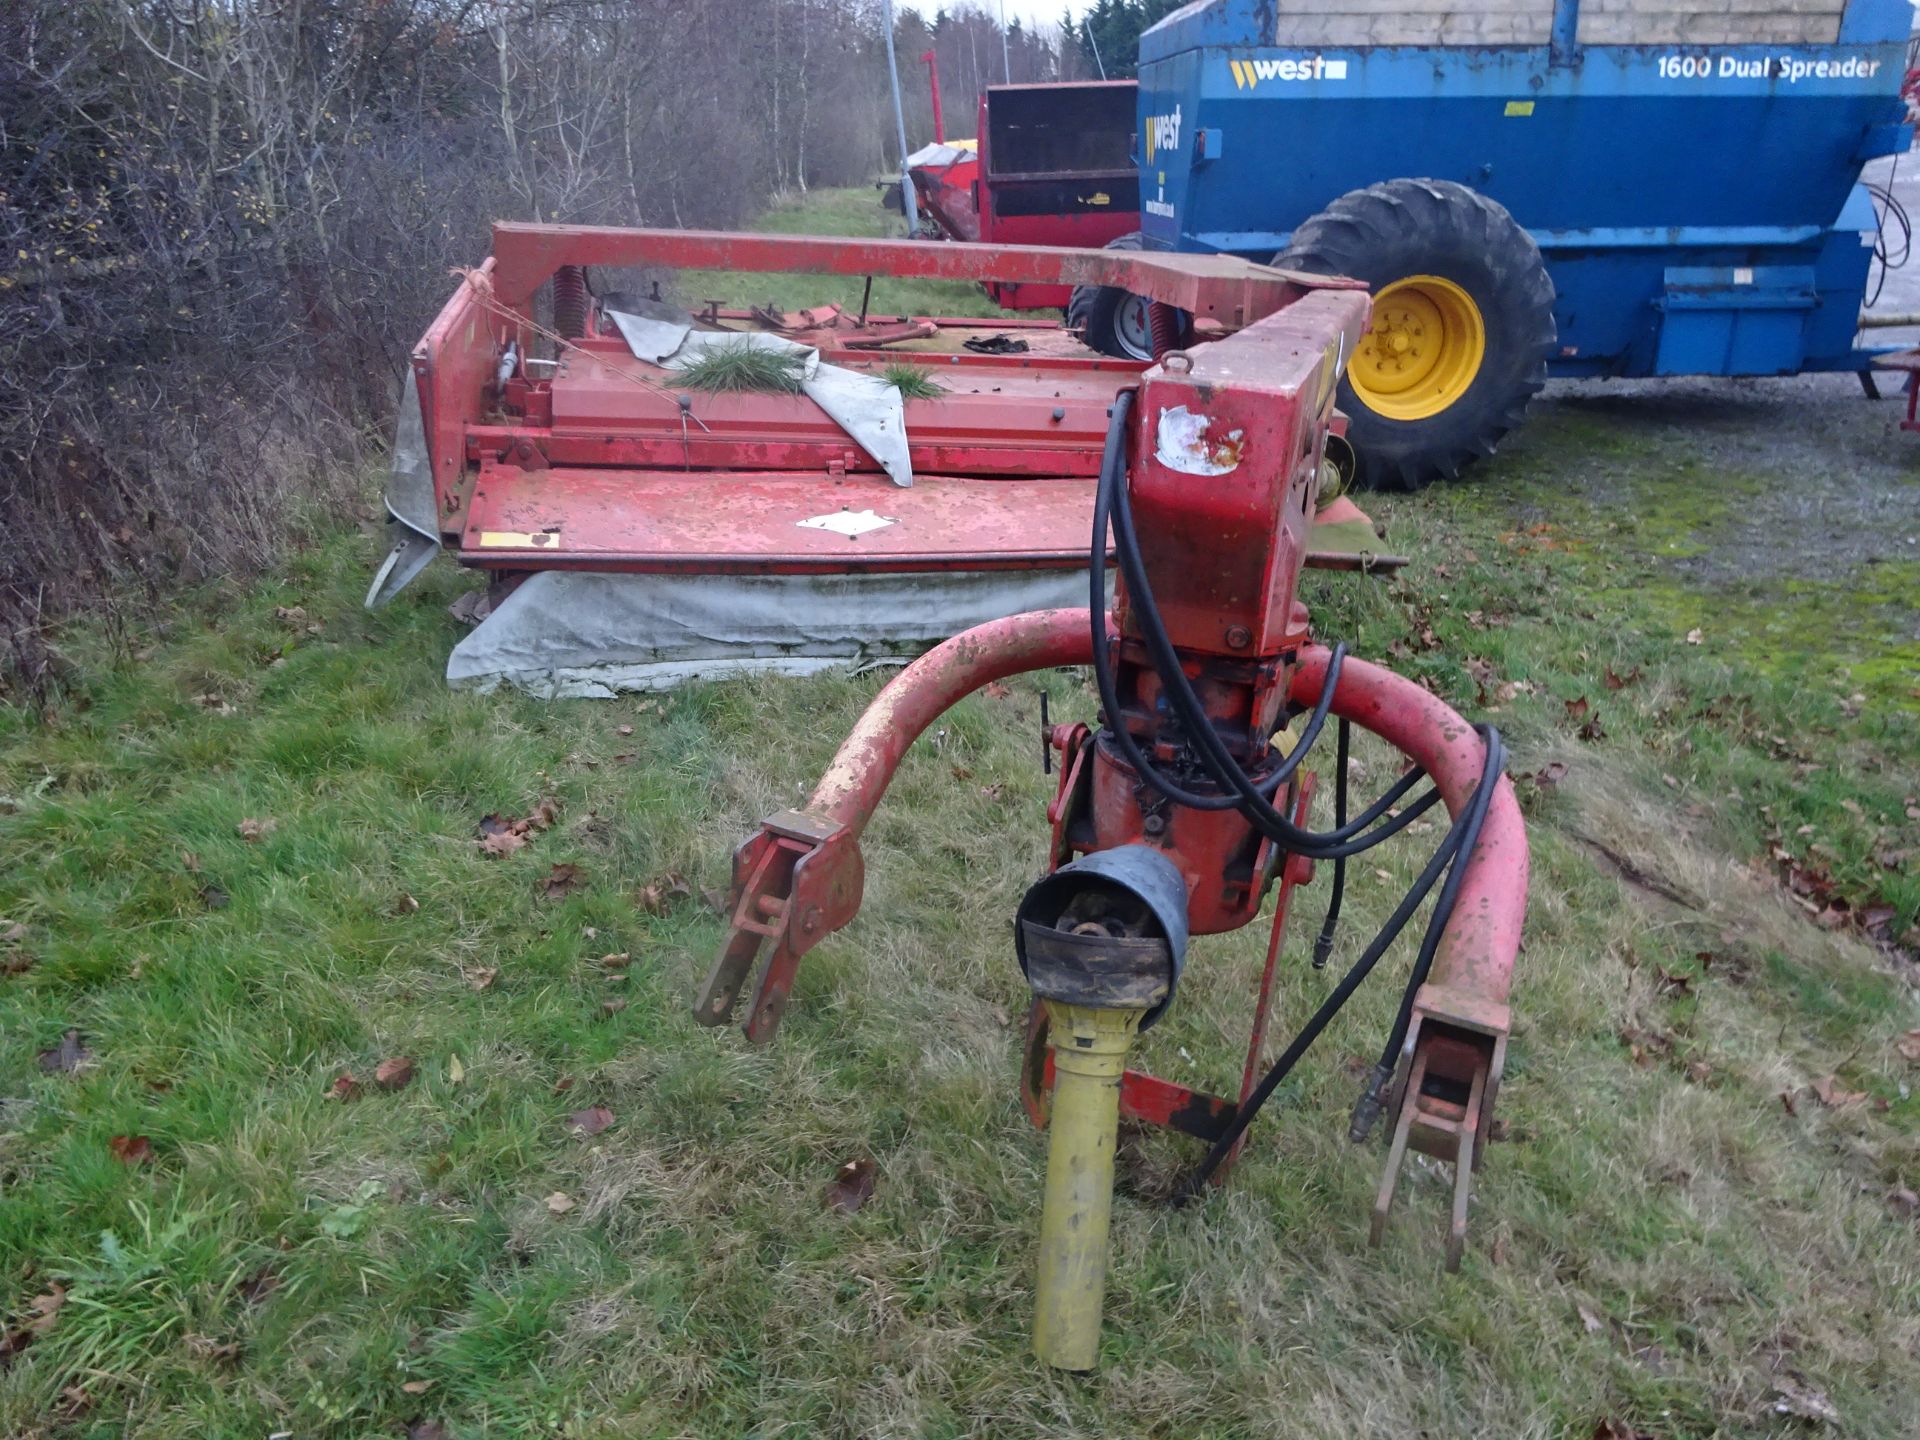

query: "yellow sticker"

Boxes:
[477, 531, 557, 548]
[1504, 100, 1535, 117]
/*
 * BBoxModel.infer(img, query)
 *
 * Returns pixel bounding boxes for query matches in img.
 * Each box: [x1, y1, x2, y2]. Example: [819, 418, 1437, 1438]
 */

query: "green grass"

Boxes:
[2, 193, 1919, 1437]
[878, 362, 947, 401]
[676, 342, 808, 395]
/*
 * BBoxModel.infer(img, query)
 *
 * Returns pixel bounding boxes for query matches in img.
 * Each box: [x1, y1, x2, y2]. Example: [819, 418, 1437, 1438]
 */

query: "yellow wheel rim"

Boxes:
[1349, 275, 1486, 422]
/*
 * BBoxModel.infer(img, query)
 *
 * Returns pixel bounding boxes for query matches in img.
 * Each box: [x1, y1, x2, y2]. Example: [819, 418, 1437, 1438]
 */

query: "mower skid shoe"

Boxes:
[695, 809, 863, 1044]
[1369, 1010, 1503, 1272]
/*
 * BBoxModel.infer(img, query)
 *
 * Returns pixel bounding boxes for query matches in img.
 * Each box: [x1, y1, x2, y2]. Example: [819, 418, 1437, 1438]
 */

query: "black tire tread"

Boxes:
[1278, 178, 1555, 491]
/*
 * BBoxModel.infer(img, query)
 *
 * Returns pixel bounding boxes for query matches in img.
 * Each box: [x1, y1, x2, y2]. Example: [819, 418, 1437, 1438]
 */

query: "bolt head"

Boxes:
[1225, 624, 1252, 649]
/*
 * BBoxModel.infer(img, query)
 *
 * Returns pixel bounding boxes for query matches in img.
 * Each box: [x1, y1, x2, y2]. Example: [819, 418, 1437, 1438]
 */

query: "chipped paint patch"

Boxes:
[1155, 405, 1244, 476]
[797, 508, 897, 538]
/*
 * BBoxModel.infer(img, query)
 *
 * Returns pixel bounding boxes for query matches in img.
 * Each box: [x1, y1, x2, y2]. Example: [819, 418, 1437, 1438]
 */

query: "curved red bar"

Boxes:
[1288, 645, 1527, 1031]
[810, 607, 1094, 833]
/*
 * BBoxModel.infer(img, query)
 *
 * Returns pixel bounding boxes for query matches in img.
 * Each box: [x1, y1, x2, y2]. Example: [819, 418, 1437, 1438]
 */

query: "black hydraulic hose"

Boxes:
[1311, 719, 1351, 970]
[1087, 394, 1440, 859]
[1173, 723, 1505, 1202]
[1349, 724, 1507, 1142]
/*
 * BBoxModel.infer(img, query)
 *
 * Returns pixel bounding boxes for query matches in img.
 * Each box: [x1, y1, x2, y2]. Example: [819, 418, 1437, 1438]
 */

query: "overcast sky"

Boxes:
[892, 0, 1097, 33]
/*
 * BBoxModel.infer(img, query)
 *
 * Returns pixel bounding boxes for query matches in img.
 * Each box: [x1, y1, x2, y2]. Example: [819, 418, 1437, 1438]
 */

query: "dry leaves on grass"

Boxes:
[564, 1106, 615, 1138]
[1771, 1379, 1840, 1424]
[374, 1057, 415, 1091]
[1532, 760, 1569, 789]
[477, 797, 562, 858]
[465, 966, 499, 993]
[545, 1191, 577, 1216]
[1894, 1030, 1920, 1065]
[635, 873, 690, 914]
[108, 1135, 154, 1165]
[0, 1283, 67, 1370]
[236, 817, 277, 843]
[824, 1158, 878, 1214]
[1602, 665, 1643, 691]
[325, 1073, 363, 1101]
[1810, 1075, 1866, 1109]
[542, 863, 585, 900]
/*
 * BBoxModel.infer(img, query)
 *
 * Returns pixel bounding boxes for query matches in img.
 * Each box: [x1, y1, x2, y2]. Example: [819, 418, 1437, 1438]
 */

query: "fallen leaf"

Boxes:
[194, 692, 238, 716]
[406, 1423, 451, 1440]
[635, 873, 689, 914]
[236, 817, 277, 843]
[198, 883, 230, 911]
[1, 921, 26, 945]
[1780, 1088, 1800, 1117]
[825, 1157, 878, 1214]
[239, 1266, 279, 1305]
[1602, 665, 1642, 691]
[981, 680, 1012, 699]
[326, 1073, 363, 1101]
[595, 952, 631, 971]
[1577, 712, 1606, 743]
[1532, 761, 1569, 788]
[1897, 1030, 1920, 1065]
[1887, 1185, 1919, 1221]
[565, 1105, 614, 1137]
[1811, 1075, 1866, 1108]
[402, 1378, 435, 1395]
[448, 1055, 465, 1085]
[1655, 967, 1693, 999]
[1685, 1059, 1713, 1085]
[615, 724, 634, 736]
[57, 1383, 93, 1415]
[1771, 1380, 1840, 1424]
[542, 863, 584, 900]
[1685, 628, 1703, 645]
[601, 997, 627, 1016]
[551, 1074, 576, 1095]
[545, 1191, 577, 1216]
[374, 1057, 415, 1091]
[392, 893, 420, 916]
[275, 605, 308, 626]
[980, 782, 1007, 801]
[1576, 1302, 1606, 1334]
[478, 827, 528, 859]
[37, 1029, 91, 1074]
[466, 967, 498, 993]
[108, 1135, 154, 1165]
[1564, 696, 1590, 723]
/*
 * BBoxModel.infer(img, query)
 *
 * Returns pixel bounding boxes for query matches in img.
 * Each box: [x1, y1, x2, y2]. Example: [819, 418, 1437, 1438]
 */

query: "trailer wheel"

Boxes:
[1276, 179, 1554, 490]
[1067, 233, 1181, 361]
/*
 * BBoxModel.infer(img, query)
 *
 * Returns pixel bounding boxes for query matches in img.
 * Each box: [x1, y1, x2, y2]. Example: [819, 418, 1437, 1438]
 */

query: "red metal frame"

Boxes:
[411, 226, 1365, 583]
[700, 277, 1528, 1263]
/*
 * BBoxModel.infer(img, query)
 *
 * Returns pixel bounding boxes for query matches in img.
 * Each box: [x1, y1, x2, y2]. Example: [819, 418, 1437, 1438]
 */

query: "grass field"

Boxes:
[1, 204, 1919, 1438]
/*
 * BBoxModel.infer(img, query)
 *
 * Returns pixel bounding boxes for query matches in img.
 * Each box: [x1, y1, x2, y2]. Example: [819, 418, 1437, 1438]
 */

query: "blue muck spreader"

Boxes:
[1064, 0, 1913, 487]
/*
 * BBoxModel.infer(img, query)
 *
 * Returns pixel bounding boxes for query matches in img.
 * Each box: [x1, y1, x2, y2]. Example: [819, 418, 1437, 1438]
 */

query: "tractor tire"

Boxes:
[1276, 179, 1555, 491]
[1067, 233, 1166, 362]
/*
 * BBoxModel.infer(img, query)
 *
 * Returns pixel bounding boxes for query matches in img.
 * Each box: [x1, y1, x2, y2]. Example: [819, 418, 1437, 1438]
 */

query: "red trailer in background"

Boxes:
[908, 81, 1142, 312]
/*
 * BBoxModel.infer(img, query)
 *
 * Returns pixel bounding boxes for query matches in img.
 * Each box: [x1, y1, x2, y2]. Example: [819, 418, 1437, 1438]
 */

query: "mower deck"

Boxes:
[458, 466, 1095, 574]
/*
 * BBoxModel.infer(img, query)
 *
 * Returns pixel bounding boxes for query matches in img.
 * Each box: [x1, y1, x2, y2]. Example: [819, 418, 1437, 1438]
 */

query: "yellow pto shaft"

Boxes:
[1032, 999, 1151, 1371]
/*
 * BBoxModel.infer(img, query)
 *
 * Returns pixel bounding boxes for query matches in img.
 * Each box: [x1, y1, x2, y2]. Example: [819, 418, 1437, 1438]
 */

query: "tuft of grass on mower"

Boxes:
[878, 362, 945, 400]
[676, 341, 808, 395]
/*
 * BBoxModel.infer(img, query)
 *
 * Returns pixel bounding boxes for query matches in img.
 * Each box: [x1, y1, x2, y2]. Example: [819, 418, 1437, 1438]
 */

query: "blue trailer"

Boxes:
[1070, 0, 1915, 487]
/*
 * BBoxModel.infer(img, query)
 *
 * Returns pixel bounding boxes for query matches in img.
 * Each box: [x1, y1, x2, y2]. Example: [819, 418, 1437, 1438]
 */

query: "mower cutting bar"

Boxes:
[457, 466, 1097, 574]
